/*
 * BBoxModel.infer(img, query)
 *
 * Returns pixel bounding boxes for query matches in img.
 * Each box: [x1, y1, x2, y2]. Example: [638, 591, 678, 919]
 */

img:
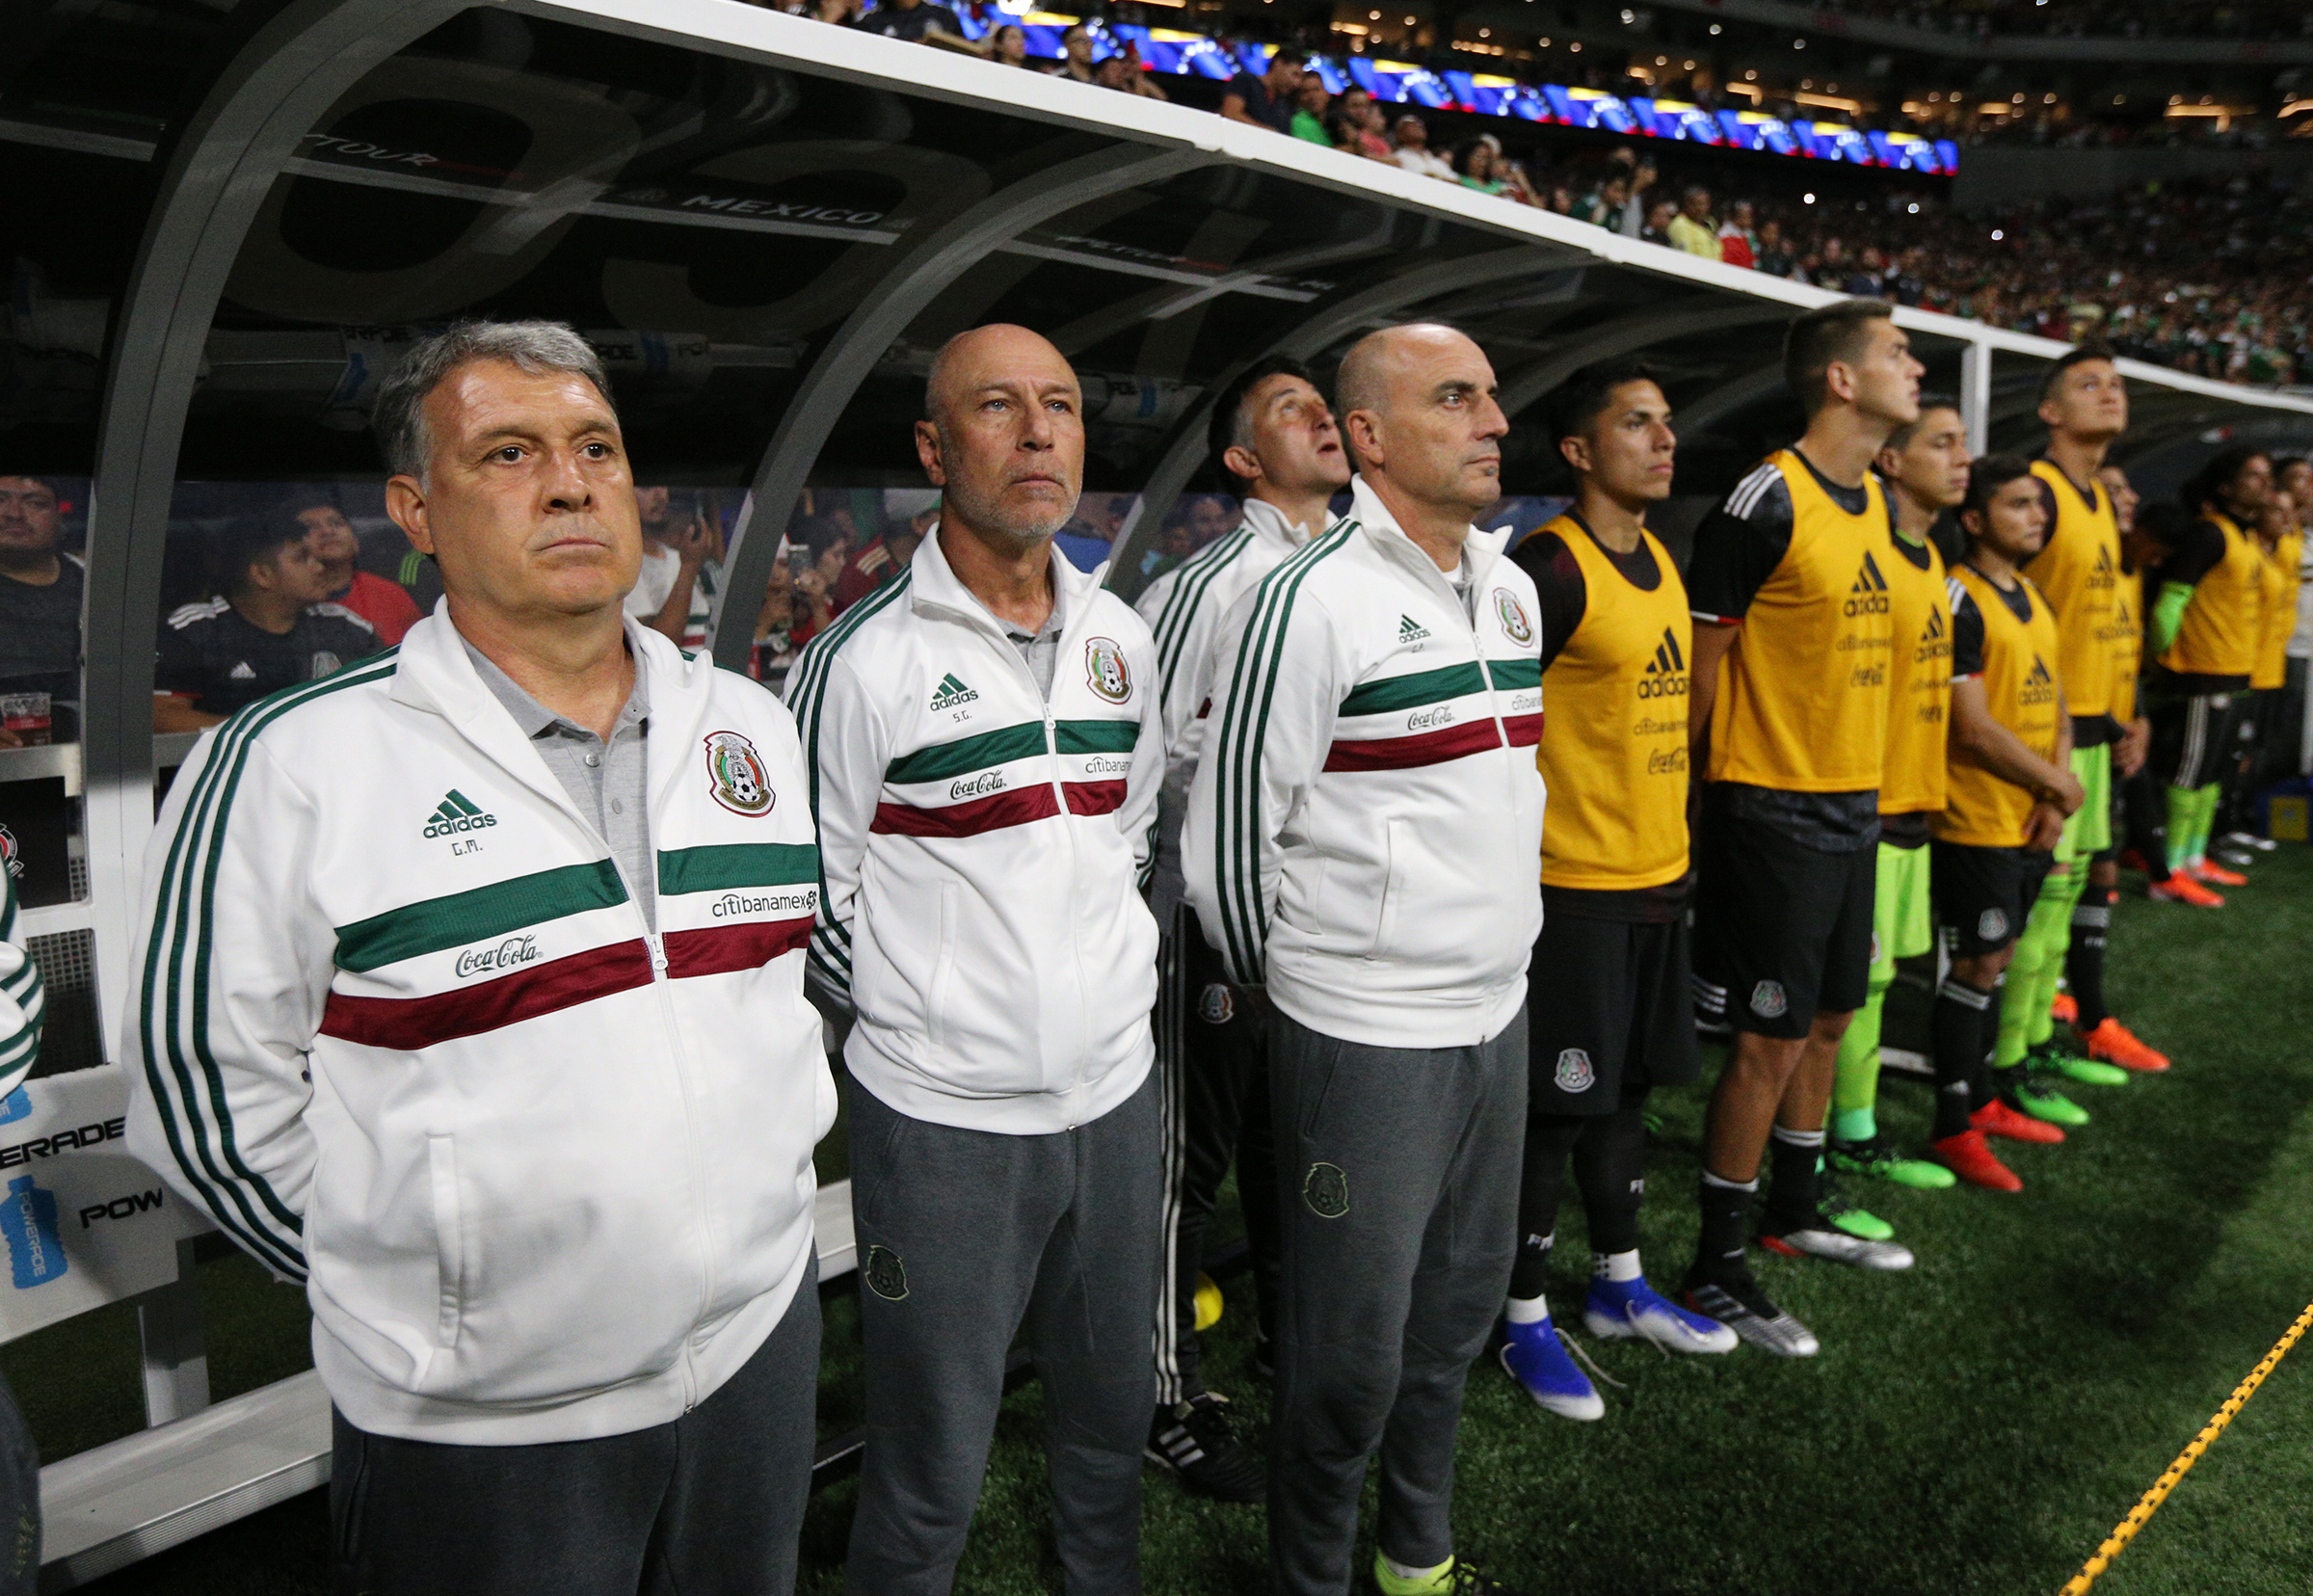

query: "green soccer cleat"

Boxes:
[1819, 1188, 1897, 1241]
[1828, 1134, 1959, 1190]
[2050, 1052, 2129, 1088]
[1372, 1553, 1527, 1595]
[2007, 1070, 2091, 1128]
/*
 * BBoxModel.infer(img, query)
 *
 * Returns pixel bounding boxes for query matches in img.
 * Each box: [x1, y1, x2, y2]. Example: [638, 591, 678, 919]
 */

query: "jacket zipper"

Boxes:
[969, 613, 1097, 1110]
[1017, 638, 1096, 1107]
[621, 866, 708, 1415]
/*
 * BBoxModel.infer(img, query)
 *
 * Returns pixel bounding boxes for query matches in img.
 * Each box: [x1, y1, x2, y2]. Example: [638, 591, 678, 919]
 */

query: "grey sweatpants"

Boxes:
[1267, 1006, 1528, 1596]
[330, 1258, 820, 1596]
[843, 1070, 1161, 1596]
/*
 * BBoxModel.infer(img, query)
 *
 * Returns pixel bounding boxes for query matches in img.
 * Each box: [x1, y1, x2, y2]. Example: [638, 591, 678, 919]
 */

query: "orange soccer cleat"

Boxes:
[2186, 860, 2248, 888]
[1933, 1130, 2023, 1192]
[2050, 992, 2079, 1026]
[2076, 1017, 2170, 1073]
[1971, 1098, 2066, 1146]
[2148, 873, 2224, 907]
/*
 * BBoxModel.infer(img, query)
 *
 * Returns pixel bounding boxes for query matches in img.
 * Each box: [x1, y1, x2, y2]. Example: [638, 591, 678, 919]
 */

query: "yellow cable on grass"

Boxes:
[2060, 1301, 2313, 1595]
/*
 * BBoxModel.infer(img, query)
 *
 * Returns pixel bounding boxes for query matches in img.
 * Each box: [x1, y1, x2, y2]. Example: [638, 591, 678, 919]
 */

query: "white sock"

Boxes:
[1504, 1292, 1550, 1324]
[1383, 1555, 1452, 1583]
[1594, 1249, 1643, 1283]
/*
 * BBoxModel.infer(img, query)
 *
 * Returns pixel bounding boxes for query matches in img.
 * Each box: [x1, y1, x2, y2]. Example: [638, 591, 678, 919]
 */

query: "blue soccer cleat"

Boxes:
[1499, 1315, 1605, 1421]
[1582, 1274, 1740, 1355]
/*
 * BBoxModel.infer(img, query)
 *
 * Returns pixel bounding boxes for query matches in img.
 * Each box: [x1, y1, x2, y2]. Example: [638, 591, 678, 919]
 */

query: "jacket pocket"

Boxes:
[924, 883, 959, 1051]
[426, 1133, 465, 1349]
[1367, 817, 1408, 962]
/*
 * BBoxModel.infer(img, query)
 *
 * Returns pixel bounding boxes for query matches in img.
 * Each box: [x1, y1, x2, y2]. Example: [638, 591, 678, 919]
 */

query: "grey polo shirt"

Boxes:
[463, 638, 657, 930]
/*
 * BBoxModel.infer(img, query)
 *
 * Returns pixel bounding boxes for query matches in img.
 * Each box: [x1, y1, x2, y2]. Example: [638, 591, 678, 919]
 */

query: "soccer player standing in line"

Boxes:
[791, 325, 1168, 1596]
[1823, 397, 1965, 1200]
[2224, 484, 2303, 843]
[1134, 356, 1350, 1499]
[1187, 324, 1544, 1596]
[1930, 456, 2082, 1186]
[2143, 447, 2272, 887]
[1682, 299, 1920, 1358]
[1993, 347, 2167, 1094]
[1498, 361, 1736, 1427]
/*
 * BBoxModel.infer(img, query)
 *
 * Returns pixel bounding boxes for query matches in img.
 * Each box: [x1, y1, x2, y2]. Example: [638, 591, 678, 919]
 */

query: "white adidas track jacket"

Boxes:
[1183, 477, 1548, 1050]
[125, 611, 834, 1445]
[1134, 497, 1316, 924]
[786, 529, 1165, 1135]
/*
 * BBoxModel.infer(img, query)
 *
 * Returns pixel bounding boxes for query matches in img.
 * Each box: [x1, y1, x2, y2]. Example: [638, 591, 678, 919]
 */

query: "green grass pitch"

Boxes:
[15, 847, 2311, 1595]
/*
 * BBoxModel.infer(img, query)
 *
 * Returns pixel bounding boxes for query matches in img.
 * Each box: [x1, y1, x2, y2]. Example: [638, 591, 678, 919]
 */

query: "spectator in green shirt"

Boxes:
[1289, 71, 1332, 146]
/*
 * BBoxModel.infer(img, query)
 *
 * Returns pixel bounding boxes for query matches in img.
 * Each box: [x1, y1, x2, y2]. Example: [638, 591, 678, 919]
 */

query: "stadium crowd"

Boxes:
[740, 1, 2313, 388]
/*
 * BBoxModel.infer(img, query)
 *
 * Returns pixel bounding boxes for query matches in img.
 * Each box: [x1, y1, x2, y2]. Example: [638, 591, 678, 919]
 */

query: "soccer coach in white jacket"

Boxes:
[788, 324, 1165, 1596]
[126, 322, 835, 1596]
[1186, 324, 1546, 1596]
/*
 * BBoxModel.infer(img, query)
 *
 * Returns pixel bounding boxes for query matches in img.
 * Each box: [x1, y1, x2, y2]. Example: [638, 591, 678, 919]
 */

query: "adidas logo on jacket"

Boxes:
[787, 529, 1166, 1135]
[124, 609, 834, 1446]
[1183, 477, 1548, 1050]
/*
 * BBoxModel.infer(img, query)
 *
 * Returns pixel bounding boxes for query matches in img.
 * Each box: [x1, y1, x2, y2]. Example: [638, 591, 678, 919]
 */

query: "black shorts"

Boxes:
[1930, 840, 2054, 958]
[1693, 802, 1875, 1039]
[2148, 690, 2247, 789]
[1526, 910, 1697, 1115]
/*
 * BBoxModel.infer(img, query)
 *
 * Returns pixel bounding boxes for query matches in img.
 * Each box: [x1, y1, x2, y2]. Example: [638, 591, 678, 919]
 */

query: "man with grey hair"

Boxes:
[126, 320, 834, 1596]
[1185, 323, 1544, 1596]
[788, 323, 1166, 1595]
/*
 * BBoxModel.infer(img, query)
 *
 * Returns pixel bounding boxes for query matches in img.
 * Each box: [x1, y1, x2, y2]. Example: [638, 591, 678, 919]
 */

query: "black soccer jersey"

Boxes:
[155, 599, 380, 717]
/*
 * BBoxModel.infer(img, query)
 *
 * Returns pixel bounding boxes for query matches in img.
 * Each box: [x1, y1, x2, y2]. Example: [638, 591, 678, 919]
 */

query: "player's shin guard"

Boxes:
[1830, 957, 1896, 1143]
[2020, 868, 2086, 1050]
[1931, 977, 1994, 1139]
[2066, 885, 2115, 1031]
[1994, 927, 2045, 1068]
[2188, 783, 2220, 866]
[2164, 784, 2198, 875]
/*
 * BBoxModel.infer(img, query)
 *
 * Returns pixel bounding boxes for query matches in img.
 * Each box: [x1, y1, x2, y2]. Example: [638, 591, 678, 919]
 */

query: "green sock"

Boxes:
[2165, 785, 2197, 873]
[1830, 962, 1894, 1139]
[1995, 957, 2037, 1067]
[2191, 784, 2221, 864]
[2022, 867, 2085, 1049]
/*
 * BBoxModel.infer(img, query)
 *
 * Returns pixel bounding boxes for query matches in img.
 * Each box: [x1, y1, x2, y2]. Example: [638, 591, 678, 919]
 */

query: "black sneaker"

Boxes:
[1147, 1392, 1264, 1502]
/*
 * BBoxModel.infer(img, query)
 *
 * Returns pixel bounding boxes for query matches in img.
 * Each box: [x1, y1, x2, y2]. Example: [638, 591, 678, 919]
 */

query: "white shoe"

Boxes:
[1761, 1226, 1915, 1271]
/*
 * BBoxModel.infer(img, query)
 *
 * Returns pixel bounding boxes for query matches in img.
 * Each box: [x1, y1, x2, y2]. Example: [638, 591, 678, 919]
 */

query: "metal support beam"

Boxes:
[80, 0, 469, 1059]
[1103, 247, 1571, 593]
[1961, 338, 1994, 457]
[135, 1241, 210, 1428]
[708, 144, 1213, 670]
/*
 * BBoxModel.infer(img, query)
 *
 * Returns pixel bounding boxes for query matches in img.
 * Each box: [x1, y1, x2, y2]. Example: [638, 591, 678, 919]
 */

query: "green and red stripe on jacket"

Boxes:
[869, 718, 1140, 837]
[1323, 657, 1544, 771]
[320, 843, 819, 1051]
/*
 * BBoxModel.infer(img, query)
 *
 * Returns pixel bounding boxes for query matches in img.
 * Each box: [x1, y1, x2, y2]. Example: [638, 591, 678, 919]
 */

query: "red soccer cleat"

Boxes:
[2148, 874, 2224, 907]
[1972, 1098, 2066, 1146]
[2077, 1017, 2170, 1073]
[1933, 1130, 2023, 1192]
[2050, 992, 2079, 1026]
[2187, 861, 2248, 888]
[2117, 848, 2153, 874]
